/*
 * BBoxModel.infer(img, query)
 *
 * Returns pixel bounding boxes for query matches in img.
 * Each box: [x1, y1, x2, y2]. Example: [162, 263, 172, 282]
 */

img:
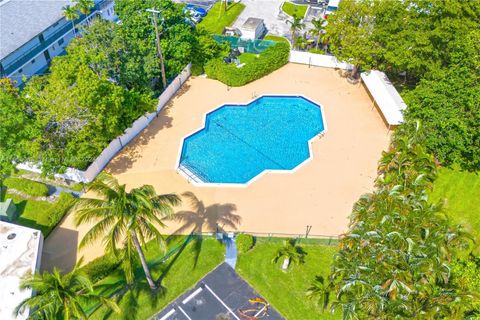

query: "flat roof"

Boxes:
[240, 17, 264, 31]
[0, 221, 43, 320]
[361, 70, 406, 126]
[0, 0, 72, 60]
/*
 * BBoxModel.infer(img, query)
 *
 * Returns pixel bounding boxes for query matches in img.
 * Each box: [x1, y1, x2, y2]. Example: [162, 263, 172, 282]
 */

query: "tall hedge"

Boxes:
[4, 177, 49, 197]
[205, 42, 290, 86]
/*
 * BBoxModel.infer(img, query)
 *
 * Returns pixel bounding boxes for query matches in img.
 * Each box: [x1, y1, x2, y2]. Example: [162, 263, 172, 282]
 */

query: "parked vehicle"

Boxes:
[186, 4, 208, 17]
[324, 0, 340, 18]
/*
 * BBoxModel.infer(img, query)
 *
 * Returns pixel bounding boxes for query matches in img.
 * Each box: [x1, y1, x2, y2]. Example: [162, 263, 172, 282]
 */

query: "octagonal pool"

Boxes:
[177, 95, 326, 185]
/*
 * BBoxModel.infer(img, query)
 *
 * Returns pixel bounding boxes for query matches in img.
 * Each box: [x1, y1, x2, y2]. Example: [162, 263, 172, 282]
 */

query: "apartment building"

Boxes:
[0, 0, 116, 87]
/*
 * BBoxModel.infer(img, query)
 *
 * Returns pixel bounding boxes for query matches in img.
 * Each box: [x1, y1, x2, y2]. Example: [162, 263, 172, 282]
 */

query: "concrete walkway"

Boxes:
[225, 236, 237, 268]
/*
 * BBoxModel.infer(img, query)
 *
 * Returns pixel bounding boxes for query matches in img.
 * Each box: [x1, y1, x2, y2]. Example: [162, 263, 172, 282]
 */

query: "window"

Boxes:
[31, 59, 35, 64]
[58, 38, 64, 46]
[52, 45, 55, 50]
[52, 22, 59, 27]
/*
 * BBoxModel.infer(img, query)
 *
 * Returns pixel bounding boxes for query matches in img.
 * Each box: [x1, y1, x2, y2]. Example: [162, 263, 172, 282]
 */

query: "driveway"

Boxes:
[232, 0, 292, 37]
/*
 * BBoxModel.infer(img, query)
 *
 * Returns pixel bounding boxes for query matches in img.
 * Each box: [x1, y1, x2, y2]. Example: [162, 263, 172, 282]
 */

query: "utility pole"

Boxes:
[146, 8, 167, 89]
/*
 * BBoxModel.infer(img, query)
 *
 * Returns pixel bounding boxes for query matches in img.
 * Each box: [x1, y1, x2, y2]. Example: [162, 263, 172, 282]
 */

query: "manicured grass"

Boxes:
[89, 237, 225, 320]
[197, 2, 246, 35]
[236, 240, 340, 319]
[264, 35, 291, 46]
[430, 168, 480, 241]
[282, 2, 308, 18]
[3, 191, 75, 237]
[239, 52, 259, 65]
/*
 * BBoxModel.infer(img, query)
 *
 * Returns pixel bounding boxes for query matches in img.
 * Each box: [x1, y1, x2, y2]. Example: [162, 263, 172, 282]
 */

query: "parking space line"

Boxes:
[177, 305, 193, 320]
[182, 287, 203, 305]
[204, 284, 241, 320]
[158, 309, 176, 320]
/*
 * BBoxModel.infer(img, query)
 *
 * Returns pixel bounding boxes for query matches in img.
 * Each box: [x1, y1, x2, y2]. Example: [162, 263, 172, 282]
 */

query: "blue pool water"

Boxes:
[179, 96, 325, 184]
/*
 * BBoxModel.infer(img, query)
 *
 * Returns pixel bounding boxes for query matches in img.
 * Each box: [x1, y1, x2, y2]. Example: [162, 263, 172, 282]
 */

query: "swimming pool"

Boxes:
[177, 95, 326, 185]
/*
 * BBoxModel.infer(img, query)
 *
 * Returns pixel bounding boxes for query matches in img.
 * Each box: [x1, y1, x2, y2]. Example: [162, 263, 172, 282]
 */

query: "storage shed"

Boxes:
[239, 18, 266, 40]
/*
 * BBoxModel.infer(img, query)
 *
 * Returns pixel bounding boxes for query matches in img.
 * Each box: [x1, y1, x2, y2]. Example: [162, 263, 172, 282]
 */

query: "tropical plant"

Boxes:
[72, 173, 181, 290]
[329, 125, 476, 319]
[272, 238, 306, 270]
[309, 18, 327, 50]
[75, 0, 95, 15]
[306, 275, 331, 311]
[15, 263, 118, 319]
[286, 16, 305, 49]
[63, 5, 79, 21]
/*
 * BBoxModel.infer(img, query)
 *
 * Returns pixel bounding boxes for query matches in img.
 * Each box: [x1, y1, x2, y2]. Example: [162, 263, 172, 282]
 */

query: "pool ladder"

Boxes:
[177, 164, 204, 184]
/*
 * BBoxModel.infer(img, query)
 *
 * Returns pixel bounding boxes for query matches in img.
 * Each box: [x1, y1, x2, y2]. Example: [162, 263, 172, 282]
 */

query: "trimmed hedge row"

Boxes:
[80, 253, 122, 283]
[237, 234, 255, 254]
[205, 42, 290, 86]
[4, 177, 49, 197]
[36, 192, 76, 229]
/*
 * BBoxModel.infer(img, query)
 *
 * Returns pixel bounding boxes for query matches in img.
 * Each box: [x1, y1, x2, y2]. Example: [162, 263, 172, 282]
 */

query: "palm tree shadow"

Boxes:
[168, 192, 241, 267]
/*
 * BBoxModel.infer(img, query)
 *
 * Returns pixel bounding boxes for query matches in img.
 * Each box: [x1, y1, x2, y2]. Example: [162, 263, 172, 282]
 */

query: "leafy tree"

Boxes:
[272, 238, 306, 269]
[22, 52, 155, 173]
[72, 173, 181, 290]
[286, 16, 305, 50]
[0, 79, 35, 189]
[15, 264, 118, 319]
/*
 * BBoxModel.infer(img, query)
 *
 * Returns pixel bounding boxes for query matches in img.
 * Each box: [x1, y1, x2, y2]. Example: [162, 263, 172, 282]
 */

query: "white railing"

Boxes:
[18, 64, 192, 183]
[289, 50, 353, 70]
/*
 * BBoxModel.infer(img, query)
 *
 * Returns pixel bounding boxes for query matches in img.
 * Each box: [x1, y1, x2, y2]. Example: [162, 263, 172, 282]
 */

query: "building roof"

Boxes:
[0, 0, 73, 60]
[0, 221, 43, 320]
[360, 70, 407, 126]
[240, 17, 264, 31]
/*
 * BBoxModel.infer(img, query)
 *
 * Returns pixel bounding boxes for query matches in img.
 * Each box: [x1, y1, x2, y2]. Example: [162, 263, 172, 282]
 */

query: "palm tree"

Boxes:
[272, 238, 306, 270]
[286, 16, 305, 50]
[75, 0, 95, 15]
[15, 265, 118, 319]
[306, 276, 331, 311]
[309, 18, 327, 50]
[72, 173, 181, 290]
[63, 5, 79, 37]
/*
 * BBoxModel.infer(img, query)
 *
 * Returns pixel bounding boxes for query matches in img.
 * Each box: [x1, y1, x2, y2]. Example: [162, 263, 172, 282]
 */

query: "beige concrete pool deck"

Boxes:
[42, 63, 390, 271]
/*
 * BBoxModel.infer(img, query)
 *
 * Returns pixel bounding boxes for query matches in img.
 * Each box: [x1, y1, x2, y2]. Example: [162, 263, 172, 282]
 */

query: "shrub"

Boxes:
[4, 177, 49, 197]
[47, 192, 76, 227]
[237, 234, 254, 254]
[205, 42, 290, 86]
[80, 253, 121, 283]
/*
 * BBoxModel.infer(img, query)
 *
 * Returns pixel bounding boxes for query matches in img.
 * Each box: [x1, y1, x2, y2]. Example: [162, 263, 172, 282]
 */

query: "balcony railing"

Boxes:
[1, 0, 110, 77]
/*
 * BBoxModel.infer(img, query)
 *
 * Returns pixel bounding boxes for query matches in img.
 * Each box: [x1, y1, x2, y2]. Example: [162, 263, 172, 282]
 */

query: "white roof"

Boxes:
[361, 70, 406, 126]
[0, 222, 43, 320]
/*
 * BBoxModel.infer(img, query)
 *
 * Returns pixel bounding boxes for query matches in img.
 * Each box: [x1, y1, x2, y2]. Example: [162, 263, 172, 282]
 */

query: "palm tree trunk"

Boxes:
[131, 231, 157, 290]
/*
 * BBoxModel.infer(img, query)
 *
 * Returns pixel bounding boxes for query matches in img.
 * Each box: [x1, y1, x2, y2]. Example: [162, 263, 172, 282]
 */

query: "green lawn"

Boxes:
[430, 168, 480, 241]
[89, 237, 225, 320]
[236, 240, 340, 320]
[282, 2, 308, 18]
[239, 52, 259, 65]
[264, 35, 291, 46]
[197, 2, 246, 35]
[3, 191, 76, 237]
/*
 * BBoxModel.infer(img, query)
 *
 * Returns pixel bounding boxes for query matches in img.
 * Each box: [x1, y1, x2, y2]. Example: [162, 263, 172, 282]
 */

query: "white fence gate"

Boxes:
[289, 50, 353, 70]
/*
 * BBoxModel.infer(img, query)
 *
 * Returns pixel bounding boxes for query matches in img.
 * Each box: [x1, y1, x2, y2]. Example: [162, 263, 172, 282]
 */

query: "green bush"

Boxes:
[205, 42, 290, 86]
[47, 192, 76, 227]
[80, 253, 121, 283]
[237, 234, 255, 254]
[4, 177, 49, 197]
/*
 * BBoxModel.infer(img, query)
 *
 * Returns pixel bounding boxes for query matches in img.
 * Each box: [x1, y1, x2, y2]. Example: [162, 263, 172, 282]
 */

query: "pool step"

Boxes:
[177, 164, 205, 184]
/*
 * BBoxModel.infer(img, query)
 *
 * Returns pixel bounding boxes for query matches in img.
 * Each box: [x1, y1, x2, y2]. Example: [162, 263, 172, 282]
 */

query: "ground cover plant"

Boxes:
[205, 42, 290, 86]
[3, 177, 49, 197]
[197, 2, 246, 35]
[236, 239, 340, 319]
[264, 35, 290, 45]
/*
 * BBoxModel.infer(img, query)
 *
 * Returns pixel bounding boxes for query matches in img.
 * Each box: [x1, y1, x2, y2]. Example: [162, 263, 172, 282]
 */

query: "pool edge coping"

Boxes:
[174, 94, 328, 188]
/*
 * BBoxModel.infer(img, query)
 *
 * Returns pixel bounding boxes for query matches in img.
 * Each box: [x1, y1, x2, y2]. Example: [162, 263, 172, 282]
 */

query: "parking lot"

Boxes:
[154, 263, 284, 320]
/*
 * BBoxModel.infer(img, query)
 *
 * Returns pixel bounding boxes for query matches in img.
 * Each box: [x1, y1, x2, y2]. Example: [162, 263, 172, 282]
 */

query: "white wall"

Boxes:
[289, 50, 353, 70]
[18, 64, 192, 183]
